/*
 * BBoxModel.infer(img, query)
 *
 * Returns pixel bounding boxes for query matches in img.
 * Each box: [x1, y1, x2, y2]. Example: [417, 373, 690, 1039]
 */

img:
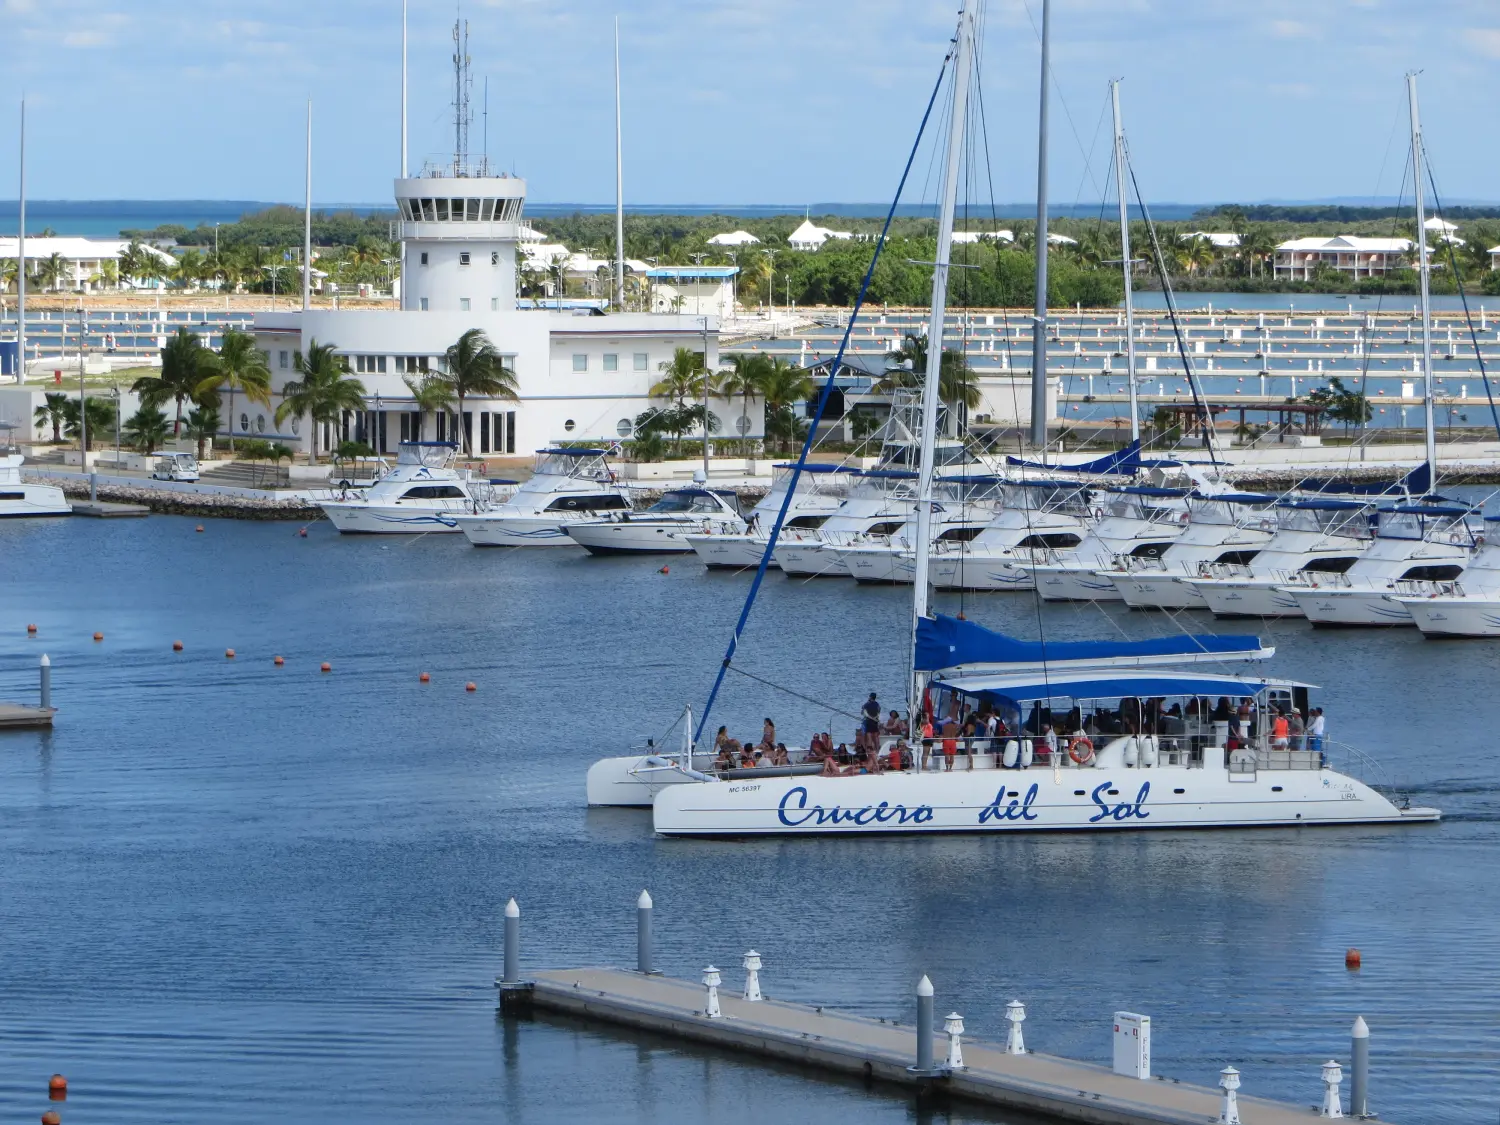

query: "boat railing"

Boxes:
[1390, 577, 1461, 598]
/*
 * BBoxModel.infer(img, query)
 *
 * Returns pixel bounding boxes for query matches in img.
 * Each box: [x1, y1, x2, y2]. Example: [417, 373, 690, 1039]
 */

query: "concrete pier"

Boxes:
[501, 966, 1379, 1124]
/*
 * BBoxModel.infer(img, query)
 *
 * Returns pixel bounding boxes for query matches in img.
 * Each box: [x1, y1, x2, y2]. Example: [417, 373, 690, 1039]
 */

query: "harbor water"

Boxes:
[0, 515, 1496, 1123]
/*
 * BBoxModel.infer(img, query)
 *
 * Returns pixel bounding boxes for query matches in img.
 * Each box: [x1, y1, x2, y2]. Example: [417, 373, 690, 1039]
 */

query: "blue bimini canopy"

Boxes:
[1298, 460, 1432, 497]
[915, 614, 1271, 674]
[937, 668, 1306, 706]
[1007, 438, 1141, 476]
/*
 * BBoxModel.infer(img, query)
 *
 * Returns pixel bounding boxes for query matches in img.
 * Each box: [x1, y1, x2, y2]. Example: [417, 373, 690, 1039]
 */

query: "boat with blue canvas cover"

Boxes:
[455, 447, 630, 547]
[1024, 483, 1190, 601]
[1393, 517, 1500, 636]
[684, 462, 856, 569]
[319, 442, 494, 533]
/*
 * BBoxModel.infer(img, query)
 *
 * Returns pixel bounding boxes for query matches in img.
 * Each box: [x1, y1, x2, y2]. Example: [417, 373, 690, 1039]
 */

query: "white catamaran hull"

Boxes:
[320, 502, 465, 533]
[1031, 564, 1123, 602]
[651, 766, 1438, 836]
[1286, 586, 1414, 626]
[1396, 595, 1500, 637]
[1191, 579, 1305, 618]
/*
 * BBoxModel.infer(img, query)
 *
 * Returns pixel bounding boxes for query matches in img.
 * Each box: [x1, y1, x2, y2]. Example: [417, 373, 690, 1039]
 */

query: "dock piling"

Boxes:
[636, 890, 653, 975]
[742, 950, 762, 1001]
[943, 1012, 965, 1070]
[1218, 1065, 1242, 1124]
[1004, 999, 1026, 1054]
[1320, 1059, 1344, 1118]
[39, 654, 50, 710]
[502, 898, 519, 985]
[702, 966, 722, 1018]
[1350, 1016, 1369, 1118]
[913, 975, 935, 1073]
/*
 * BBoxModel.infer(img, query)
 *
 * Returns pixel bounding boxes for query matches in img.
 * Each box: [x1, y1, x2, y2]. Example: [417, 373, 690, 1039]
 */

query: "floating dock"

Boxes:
[0, 703, 55, 728]
[497, 896, 1380, 1124]
[71, 500, 149, 518]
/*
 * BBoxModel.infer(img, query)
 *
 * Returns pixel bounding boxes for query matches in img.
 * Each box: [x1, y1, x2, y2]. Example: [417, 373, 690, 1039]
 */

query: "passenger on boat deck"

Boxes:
[882, 710, 908, 736]
[1042, 722, 1059, 760]
[1271, 709, 1290, 750]
[941, 719, 959, 772]
[1212, 697, 1233, 725]
[751, 748, 769, 768]
[888, 738, 906, 772]
[1288, 709, 1305, 751]
[1307, 708, 1326, 753]
[714, 746, 735, 771]
[920, 716, 934, 771]
[807, 732, 831, 760]
[761, 718, 776, 749]
[1235, 698, 1253, 739]
[835, 742, 852, 765]
[771, 743, 790, 766]
[862, 693, 881, 734]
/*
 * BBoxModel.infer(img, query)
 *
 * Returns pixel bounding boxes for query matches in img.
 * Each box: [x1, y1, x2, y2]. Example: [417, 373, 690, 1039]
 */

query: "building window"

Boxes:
[377, 355, 387, 374]
[491, 251, 499, 265]
[420, 252, 429, 266]
[279, 350, 289, 369]
[240, 412, 249, 433]
[420, 297, 429, 311]
[572, 354, 588, 372]
[603, 353, 619, 372]
[490, 297, 499, 311]
[480, 411, 492, 454]
[616, 418, 633, 437]
[460, 298, 471, 312]
[459, 252, 471, 266]
[633, 353, 648, 371]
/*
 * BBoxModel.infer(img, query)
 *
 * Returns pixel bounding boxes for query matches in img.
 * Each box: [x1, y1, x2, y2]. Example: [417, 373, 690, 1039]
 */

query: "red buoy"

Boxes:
[659, 565, 669, 574]
[42, 1110, 61, 1125]
[419, 672, 430, 683]
[172, 641, 183, 651]
[195, 525, 204, 533]
[298, 528, 308, 538]
[26, 623, 37, 634]
[273, 656, 285, 666]
[225, 648, 236, 659]
[1345, 948, 1362, 969]
[48, 1074, 67, 1098]
[320, 662, 332, 673]
[92, 632, 103, 642]
[465, 682, 477, 693]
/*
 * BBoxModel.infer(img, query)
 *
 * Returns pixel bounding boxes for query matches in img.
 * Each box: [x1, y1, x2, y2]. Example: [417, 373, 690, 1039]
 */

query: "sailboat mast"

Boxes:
[1028, 0, 1051, 450]
[1407, 72, 1437, 481]
[909, 2, 976, 716]
[1111, 80, 1139, 442]
[614, 17, 625, 311]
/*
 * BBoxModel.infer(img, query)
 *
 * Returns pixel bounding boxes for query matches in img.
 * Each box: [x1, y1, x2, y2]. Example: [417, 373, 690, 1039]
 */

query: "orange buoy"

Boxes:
[298, 528, 308, 537]
[225, 648, 236, 659]
[195, 524, 204, 533]
[26, 623, 37, 634]
[92, 632, 103, 642]
[42, 1111, 61, 1125]
[419, 672, 430, 683]
[659, 565, 670, 574]
[1345, 948, 1361, 969]
[465, 682, 477, 692]
[320, 662, 332, 673]
[48, 1074, 66, 1097]
[172, 641, 183, 652]
[273, 656, 285, 666]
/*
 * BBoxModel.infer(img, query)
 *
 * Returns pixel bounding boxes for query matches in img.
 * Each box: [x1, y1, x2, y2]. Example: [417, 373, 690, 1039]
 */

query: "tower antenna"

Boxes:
[452, 15, 472, 175]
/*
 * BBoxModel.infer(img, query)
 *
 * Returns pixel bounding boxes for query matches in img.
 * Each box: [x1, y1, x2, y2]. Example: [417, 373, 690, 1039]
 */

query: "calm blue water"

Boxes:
[0, 516, 1497, 1124]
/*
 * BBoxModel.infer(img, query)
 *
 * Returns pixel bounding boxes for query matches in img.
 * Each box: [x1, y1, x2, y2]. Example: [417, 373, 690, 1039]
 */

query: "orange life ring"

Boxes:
[1068, 736, 1094, 765]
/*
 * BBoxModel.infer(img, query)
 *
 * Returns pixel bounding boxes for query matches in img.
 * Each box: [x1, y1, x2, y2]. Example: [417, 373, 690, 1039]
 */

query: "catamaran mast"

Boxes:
[1111, 79, 1139, 442]
[909, 1, 976, 720]
[1028, 0, 1051, 451]
[1407, 72, 1438, 483]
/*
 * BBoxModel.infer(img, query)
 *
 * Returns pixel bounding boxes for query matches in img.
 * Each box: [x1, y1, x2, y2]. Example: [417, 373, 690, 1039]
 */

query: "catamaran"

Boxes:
[586, 14, 1439, 835]
[454, 447, 630, 547]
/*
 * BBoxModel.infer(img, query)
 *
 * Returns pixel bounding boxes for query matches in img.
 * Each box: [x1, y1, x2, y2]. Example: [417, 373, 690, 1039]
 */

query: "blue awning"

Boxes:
[1006, 438, 1142, 476]
[915, 614, 1271, 673]
[937, 669, 1297, 705]
[1298, 461, 1432, 497]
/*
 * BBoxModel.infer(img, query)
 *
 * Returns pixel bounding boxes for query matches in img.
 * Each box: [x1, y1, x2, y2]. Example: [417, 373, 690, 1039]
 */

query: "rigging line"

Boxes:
[723, 663, 864, 722]
[1126, 155, 1219, 468]
[1424, 158, 1500, 443]
[692, 36, 956, 746]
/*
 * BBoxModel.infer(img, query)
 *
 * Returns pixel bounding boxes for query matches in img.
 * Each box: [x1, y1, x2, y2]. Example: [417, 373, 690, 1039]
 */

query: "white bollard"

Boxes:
[742, 950, 762, 1002]
[1320, 1059, 1344, 1118]
[1218, 1066, 1242, 1125]
[702, 966, 722, 1018]
[502, 898, 520, 984]
[1005, 999, 1026, 1054]
[943, 1012, 966, 1070]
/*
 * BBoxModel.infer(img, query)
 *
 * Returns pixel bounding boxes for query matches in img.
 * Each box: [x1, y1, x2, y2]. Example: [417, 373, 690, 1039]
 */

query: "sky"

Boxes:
[0, 0, 1497, 209]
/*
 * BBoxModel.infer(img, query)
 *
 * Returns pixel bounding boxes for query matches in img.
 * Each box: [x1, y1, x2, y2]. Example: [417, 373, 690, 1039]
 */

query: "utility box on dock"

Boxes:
[1112, 1012, 1150, 1079]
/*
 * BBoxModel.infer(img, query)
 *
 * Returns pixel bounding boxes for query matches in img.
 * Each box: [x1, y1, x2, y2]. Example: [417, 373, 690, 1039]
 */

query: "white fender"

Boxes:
[1019, 739, 1034, 768]
[1002, 739, 1020, 769]
[1123, 736, 1139, 768]
[1140, 735, 1157, 767]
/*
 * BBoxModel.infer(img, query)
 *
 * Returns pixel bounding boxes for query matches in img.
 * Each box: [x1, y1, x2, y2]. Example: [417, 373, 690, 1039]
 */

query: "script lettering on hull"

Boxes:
[777, 786, 935, 828]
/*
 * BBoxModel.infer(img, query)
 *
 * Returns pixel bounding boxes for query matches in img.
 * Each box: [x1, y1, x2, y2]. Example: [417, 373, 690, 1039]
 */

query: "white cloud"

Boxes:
[1463, 27, 1500, 58]
[1270, 19, 1316, 38]
[62, 28, 108, 47]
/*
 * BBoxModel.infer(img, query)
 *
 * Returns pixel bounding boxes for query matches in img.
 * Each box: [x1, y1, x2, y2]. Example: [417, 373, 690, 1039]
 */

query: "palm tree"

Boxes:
[651, 346, 711, 408]
[438, 328, 520, 456]
[134, 327, 218, 436]
[200, 327, 272, 451]
[1175, 235, 1215, 276]
[1240, 226, 1278, 279]
[122, 405, 172, 453]
[758, 357, 817, 452]
[33, 392, 69, 442]
[274, 339, 367, 464]
[403, 373, 455, 443]
[717, 353, 770, 441]
[0, 257, 16, 293]
[879, 332, 981, 426]
[547, 259, 567, 309]
[63, 397, 116, 452]
[184, 406, 222, 460]
[36, 252, 70, 292]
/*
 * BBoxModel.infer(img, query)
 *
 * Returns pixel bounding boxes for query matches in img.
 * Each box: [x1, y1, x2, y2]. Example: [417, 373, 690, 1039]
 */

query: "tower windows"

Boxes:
[459, 252, 471, 266]
[420, 252, 429, 266]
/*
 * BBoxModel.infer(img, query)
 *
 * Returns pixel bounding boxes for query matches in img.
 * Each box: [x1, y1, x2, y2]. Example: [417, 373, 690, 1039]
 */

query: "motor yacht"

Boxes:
[318, 442, 498, 534]
[1025, 484, 1188, 601]
[927, 479, 1093, 591]
[1392, 516, 1500, 636]
[0, 453, 70, 517]
[564, 486, 746, 555]
[684, 462, 855, 570]
[455, 447, 630, 547]
[836, 472, 1006, 584]
[771, 468, 920, 577]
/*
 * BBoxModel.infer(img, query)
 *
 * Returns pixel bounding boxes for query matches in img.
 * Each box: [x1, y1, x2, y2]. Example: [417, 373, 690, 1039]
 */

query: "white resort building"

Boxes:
[0, 236, 174, 292]
[1273, 235, 1418, 280]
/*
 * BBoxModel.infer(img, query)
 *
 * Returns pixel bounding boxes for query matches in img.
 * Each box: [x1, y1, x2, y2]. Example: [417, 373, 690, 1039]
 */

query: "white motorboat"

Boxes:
[455, 447, 630, 547]
[1392, 518, 1500, 637]
[1281, 498, 1476, 626]
[587, 20, 1441, 837]
[319, 441, 494, 534]
[771, 468, 920, 577]
[0, 453, 70, 517]
[1026, 484, 1189, 601]
[564, 486, 746, 555]
[837, 472, 1005, 584]
[1100, 490, 1278, 609]
[927, 479, 1093, 591]
[684, 462, 855, 570]
[1184, 496, 1374, 617]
